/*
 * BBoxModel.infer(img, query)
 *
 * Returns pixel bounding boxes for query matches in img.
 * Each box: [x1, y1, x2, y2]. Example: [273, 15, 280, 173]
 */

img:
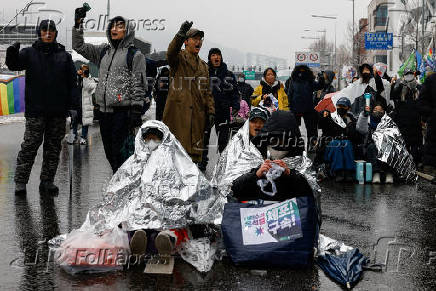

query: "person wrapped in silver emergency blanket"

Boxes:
[356, 102, 417, 183]
[212, 109, 321, 216]
[51, 120, 227, 273]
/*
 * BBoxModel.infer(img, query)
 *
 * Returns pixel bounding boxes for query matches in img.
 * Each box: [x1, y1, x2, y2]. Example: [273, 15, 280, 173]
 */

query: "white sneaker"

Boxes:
[79, 137, 87, 145]
[372, 173, 381, 184]
[385, 173, 394, 184]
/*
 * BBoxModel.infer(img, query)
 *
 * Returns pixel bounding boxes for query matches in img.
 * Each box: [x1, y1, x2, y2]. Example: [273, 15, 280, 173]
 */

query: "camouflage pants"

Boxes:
[15, 117, 66, 184]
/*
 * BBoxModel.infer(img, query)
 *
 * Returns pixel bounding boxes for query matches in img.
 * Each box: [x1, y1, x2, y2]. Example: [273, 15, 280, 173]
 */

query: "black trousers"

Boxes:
[15, 116, 66, 184]
[99, 109, 129, 173]
[295, 111, 318, 150]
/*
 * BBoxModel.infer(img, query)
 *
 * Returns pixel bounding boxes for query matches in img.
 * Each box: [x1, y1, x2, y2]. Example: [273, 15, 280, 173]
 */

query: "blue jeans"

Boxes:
[73, 123, 89, 139]
[324, 140, 355, 175]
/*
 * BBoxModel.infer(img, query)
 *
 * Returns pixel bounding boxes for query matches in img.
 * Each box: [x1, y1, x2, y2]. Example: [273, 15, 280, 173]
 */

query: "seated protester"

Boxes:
[229, 93, 250, 130]
[356, 102, 394, 184]
[390, 70, 422, 165]
[318, 97, 359, 182]
[74, 120, 224, 271]
[251, 68, 289, 111]
[231, 110, 312, 202]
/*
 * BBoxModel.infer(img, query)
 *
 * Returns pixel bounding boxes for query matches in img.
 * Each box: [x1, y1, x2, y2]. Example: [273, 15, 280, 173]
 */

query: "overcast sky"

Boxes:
[1, 0, 371, 63]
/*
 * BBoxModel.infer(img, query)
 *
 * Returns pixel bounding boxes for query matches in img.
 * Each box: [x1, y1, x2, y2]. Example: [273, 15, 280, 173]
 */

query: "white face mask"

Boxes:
[145, 139, 161, 152]
[404, 74, 415, 82]
[267, 146, 289, 160]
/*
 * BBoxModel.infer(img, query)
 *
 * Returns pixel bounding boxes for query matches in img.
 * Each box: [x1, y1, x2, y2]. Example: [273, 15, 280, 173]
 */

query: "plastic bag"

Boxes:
[54, 227, 130, 274]
[256, 163, 285, 197]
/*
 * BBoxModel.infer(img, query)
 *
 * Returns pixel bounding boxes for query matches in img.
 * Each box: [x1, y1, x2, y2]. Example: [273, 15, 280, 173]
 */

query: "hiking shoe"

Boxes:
[15, 183, 27, 195]
[130, 230, 147, 255]
[39, 181, 59, 195]
[385, 173, 394, 184]
[372, 173, 381, 184]
[79, 137, 87, 145]
[155, 231, 175, 256]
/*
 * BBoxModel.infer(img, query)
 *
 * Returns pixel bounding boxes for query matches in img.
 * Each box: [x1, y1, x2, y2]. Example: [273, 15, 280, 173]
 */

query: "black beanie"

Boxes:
[37, 19, 58, 40]
[208, 48, 222, 61]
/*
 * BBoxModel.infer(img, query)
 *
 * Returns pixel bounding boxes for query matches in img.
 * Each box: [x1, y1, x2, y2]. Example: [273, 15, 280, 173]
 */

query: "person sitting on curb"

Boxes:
[317, 97, 360, 182]
[231, 110, 311, 202]
[356, 102, 394, 184]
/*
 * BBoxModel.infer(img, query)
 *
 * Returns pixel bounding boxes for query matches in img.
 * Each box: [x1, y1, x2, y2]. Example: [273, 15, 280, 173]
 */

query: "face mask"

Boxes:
[404, 74, 415, 82]
[372, 111, 384, 119]
[336, 108, 348, 116]
[268, 146, 289, 160]
[362, 73, 371, 82]
[145, 139, 161, 152]
[237, 77, 245, 83]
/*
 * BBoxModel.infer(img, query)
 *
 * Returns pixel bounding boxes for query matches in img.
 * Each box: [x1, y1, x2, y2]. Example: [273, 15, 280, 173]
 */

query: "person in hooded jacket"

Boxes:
[356, 102, 395, 184]
[318, 97, 360, 182]
[231, 110, 311, 202]
[285, 65, 325, 150]
[390, 70, 422, 164]
[236, 73, 254, 107]
[251, 68, 289, 111]
[6, 20, 78, 195]
[72, 13, 149, 173]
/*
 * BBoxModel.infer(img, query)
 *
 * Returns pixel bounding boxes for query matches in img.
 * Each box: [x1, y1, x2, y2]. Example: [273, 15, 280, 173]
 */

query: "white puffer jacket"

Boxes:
[82, 77, 97, 126]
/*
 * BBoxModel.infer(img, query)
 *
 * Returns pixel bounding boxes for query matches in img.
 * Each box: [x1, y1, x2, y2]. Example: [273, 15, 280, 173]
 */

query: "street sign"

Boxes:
[364, 32, 393, 50]
[243, 70, 256, 80]
[295, 52, 321, 67]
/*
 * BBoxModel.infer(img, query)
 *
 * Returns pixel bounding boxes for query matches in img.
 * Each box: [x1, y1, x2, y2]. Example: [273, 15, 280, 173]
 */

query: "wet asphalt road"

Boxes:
[0, 115, 436, 290]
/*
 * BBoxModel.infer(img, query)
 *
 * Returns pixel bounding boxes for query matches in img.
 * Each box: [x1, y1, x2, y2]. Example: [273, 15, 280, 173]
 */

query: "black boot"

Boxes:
[39, 181, 59, 195]
[345, 171, 354, 183]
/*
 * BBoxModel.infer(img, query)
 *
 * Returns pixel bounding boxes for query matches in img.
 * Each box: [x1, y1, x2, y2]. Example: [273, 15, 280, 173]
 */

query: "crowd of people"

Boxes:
[5, 14, 436, 267]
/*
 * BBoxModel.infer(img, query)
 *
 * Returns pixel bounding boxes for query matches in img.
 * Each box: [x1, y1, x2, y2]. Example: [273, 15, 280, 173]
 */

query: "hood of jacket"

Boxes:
[106, 16, 135, 48]
[291, 65, 314, 82]
[324, 70, 335, 84]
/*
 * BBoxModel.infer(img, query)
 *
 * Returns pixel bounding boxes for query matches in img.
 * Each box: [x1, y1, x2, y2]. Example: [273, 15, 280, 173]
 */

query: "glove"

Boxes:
[177, 21, 193, 38]
[129, 105, 143, 129]
[7, 42, 20, 55]
[74, 7, 87, 28]
[208, 114, 215, 129]
[11, 42, 20, 51]
[68, 110, 78, 124]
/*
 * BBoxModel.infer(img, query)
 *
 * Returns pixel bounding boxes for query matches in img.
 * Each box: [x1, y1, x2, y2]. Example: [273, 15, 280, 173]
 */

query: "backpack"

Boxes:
[99, 45, 138, 72]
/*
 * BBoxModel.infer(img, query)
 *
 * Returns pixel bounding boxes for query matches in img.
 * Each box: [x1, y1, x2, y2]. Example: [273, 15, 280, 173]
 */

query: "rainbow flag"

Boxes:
[0, 75, 25, 116]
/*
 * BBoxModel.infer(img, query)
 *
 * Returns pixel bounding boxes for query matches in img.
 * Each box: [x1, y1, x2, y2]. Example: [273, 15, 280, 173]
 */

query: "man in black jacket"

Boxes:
[285, 65, 324, 151]
[199, 48, 239, 171]
[6, 20, 78, 195]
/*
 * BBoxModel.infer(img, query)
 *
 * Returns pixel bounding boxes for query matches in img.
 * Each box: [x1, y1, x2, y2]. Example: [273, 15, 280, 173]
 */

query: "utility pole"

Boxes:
[107, 0, 110, 20]
[422, 0, 425, 55]
[352, 0, 355, 64]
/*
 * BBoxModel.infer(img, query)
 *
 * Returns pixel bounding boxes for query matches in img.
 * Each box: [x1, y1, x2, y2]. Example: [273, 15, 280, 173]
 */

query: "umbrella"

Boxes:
[317, 248, 368, 290]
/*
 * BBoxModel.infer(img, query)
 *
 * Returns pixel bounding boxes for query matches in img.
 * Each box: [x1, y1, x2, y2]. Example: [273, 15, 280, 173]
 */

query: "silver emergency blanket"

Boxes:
[330, 111, 347, 129]
[372, 115, 418, 183]
[212, 120, 321, 208]
[79, 120, 227, 233]
[317, 234, 354, 256]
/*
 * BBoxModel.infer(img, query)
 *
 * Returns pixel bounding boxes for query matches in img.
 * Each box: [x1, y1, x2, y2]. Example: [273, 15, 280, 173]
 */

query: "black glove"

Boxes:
[129, 105, 143, 129]
[7, 42, 20, 54]
[74, 7, 87, 29]
[208, 114, 215, 129]
[177, 21, 193, 38]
